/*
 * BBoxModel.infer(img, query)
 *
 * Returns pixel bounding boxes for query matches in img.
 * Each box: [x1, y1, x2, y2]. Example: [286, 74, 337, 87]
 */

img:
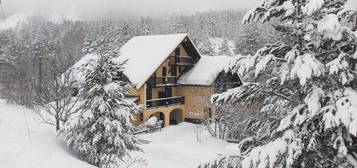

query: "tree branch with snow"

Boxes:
[204, 0, 357, 167]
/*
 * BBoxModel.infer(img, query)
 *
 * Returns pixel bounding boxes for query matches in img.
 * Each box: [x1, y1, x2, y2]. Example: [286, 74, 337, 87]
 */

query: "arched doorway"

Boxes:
[169, 108, 183, 125]
[149, 112, 165, 127]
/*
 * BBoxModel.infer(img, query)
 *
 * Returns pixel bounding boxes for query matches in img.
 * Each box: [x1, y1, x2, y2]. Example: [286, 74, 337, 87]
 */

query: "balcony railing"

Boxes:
[150, 76, 177, 87]
[169, 56, 193, 66]
[146, 96, 185, 109]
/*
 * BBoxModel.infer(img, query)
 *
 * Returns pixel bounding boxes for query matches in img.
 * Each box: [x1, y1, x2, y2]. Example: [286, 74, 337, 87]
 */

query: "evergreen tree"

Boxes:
[81, 35, 92, 55]
[204, 0, 357, 167]
[234, 23, 262, 56]
[61, 38, 141, 168]
[218, 39, 231, 56]
[194, 37, 215, 56]
[140, 17, 153, 35]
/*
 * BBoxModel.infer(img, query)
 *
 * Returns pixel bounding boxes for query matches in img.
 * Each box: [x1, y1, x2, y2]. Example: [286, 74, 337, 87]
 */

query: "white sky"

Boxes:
[1, 0, 260, 19]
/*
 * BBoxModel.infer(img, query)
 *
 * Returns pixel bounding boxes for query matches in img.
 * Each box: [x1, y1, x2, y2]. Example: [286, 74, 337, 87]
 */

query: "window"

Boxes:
[162, 67, 167, 76]
[175, 48, 180, 56]
[165, 87, 172, 97]
[171, 66, 177, 76]
[140, 112, 144, 121]
[158, 91, 166, 106]
[146, 86, 152, 107]
[158, 91, 165, 98]
[179, 67, 182, 73]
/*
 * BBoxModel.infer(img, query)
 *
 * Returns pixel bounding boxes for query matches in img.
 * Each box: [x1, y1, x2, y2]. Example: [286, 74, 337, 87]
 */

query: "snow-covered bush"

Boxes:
[145, 116, 158, 126]
[60, 38, 141, 168]
[204, 0, 357, 167]
[144, 116, 163, 128]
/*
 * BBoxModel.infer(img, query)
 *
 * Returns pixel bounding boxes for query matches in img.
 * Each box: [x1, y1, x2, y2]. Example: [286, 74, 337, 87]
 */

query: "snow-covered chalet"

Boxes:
[74, 34, 242, 127]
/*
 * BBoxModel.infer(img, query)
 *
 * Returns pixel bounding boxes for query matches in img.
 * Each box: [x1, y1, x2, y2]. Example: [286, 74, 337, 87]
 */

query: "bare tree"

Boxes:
[35, 57, 83, 131]
[191, 94, 217, 138]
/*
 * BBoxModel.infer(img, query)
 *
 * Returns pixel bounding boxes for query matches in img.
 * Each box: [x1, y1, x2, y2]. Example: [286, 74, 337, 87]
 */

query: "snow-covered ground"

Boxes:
[0, 99, 237, 168]
[130, 123, 236, 168]
[0, 99, 95, 168]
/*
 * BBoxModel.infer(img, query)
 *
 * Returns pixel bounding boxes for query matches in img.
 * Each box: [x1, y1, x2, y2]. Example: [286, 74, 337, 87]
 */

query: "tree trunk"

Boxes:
[222, 122, 227, 140]
[214, 119, 217, 138]
[55, 112, 60, 131]
[55, 100, 60, 131]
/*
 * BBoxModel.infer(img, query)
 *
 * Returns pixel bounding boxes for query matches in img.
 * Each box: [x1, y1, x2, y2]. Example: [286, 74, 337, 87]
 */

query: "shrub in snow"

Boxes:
[204, 0, 357, 167]
[145, 116, 159, 127]
[60, 38, 141, 168]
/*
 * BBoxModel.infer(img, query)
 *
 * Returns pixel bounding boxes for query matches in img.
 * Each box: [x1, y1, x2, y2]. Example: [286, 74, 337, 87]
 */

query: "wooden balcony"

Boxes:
[146, 96, 185, 109]
[169, 56, 193, 66]
[149, 76, 178, 87]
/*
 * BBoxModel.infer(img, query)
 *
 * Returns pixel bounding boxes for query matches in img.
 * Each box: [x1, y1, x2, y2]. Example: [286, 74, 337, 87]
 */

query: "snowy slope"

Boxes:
[0, 99, 237, 168]
[0, 99, 95, 168]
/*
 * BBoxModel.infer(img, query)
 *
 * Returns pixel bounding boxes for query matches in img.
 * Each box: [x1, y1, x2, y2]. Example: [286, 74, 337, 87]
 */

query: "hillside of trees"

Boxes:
[0, 10, 281, 107]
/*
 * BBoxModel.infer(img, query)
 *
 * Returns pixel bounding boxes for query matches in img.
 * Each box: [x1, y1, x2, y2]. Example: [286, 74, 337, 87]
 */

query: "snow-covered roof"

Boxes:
[177, 55, 239, 86]
[69, 34, 197, 88]
[114, 33, 189, 89]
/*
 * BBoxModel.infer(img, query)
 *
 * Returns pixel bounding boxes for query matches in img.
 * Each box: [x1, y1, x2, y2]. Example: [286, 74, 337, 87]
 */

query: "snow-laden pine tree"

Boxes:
[218, 39, 232, 56]
[61, 38, 141, 168]
[203, 0, 357, 167]
[82, 34, 95, 55]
